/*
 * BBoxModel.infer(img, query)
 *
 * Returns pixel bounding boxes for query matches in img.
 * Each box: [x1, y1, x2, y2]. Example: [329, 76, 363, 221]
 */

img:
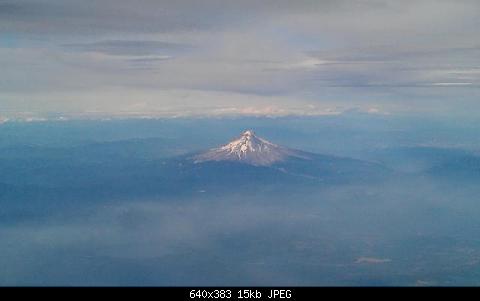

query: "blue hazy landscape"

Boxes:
[2, 0, 480, 286]
[1, 115, 480, 286]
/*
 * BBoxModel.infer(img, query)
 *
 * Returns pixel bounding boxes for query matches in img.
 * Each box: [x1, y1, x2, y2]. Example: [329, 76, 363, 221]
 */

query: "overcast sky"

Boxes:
[1, 0, 479, 119]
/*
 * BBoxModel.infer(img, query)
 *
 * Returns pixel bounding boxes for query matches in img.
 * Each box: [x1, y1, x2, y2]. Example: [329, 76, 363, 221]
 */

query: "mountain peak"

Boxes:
[241, 130, 255, 137]
[193, 130, 309, 166]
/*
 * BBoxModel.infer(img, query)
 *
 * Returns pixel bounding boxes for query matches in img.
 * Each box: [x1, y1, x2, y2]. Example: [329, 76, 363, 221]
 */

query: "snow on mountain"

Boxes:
[192, 130, 310, 166]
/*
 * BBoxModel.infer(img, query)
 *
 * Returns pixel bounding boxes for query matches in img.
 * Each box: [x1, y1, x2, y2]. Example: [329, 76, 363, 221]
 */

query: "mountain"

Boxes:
[187, 130, 391, 186]
[0, 130, 393, 203]
[192, 130, 310, 166]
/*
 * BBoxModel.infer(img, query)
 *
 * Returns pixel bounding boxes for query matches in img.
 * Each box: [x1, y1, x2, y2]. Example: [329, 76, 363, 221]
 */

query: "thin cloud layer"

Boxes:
[1, 0, 479, 118]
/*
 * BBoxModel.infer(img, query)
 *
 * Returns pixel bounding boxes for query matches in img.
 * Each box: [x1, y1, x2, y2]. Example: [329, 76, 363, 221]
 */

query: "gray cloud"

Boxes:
[63, 40, 192, 57]
[2, 0, 476, 35]
[1, 0, 479, 117]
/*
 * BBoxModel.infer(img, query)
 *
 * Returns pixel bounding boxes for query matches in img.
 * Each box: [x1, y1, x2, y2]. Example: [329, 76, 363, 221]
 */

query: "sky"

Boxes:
[1, 0, 479, 120]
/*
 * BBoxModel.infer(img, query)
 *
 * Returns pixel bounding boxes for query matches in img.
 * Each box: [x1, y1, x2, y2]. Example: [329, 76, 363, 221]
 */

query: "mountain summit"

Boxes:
[193, 130, 309, 166]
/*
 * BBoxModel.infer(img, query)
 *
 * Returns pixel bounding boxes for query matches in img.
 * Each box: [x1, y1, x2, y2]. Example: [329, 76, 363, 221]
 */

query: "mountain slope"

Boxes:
[192, 130, 310, 166]
[0, 130, 393, 202]
[189, 130, 391, 184]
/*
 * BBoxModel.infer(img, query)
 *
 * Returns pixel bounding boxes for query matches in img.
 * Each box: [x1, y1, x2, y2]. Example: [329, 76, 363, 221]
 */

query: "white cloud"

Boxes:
[355, 257, 392, 264]
[0, 88, 350, 120]
[431, 83, 473, 86]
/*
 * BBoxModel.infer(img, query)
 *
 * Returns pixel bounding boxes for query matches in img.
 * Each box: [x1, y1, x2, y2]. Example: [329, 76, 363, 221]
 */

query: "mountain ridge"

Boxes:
[192, 130, 311, 166]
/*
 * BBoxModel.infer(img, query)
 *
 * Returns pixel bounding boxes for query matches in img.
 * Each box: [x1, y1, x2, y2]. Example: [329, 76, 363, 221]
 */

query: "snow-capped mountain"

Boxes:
[193, 130, 310, 166]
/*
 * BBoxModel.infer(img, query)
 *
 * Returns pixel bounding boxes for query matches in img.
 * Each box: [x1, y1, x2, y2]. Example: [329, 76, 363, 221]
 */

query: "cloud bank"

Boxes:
[1, 0, 479, 118]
